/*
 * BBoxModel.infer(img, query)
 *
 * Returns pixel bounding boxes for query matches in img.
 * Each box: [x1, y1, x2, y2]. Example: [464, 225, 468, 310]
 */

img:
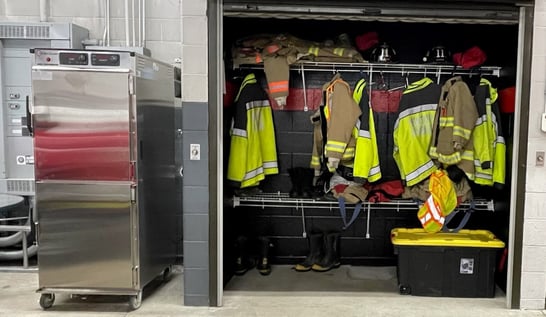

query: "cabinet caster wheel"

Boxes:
[39, 293, 55, 309]
[162, 266, 172, 282]
[129, 291, 142, 310]
[399, 284, 411, 295]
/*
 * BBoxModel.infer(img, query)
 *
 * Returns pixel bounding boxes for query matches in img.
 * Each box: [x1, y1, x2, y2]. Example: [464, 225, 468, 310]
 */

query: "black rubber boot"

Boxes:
[312, 232, 341, 272]
[293, 233, 324, 272]
[300, 168, 315, 198]
[234, 235, 254, 276]
[256, 236, 273, 276]
[288, 168, 301, 198]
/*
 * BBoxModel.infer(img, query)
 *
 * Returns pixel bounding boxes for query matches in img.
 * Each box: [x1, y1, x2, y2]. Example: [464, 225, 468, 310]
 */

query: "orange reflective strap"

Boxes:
[268, 80, 289, 93]
[265, 44, 281, 54]
[255, 53, 263, 63]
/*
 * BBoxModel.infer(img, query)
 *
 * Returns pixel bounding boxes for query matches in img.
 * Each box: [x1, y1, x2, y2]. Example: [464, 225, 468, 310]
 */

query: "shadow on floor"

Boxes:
[225, 265, 399, 293]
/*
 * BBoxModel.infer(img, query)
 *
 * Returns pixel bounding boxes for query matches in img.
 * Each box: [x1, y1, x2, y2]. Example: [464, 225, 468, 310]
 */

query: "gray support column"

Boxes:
[182, 102, 210, 306]
[207, 0, 222, 307]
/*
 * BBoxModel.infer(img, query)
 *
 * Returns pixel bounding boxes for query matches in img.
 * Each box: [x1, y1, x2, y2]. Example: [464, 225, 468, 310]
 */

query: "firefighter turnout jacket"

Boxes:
[473, 78, 506, 186]
[310, 74, 362, 173]
[352, 78, 382, 183]
[227, 73, 279, 188]
[393, 78, 441, 186]
[429, 76, 478, 180]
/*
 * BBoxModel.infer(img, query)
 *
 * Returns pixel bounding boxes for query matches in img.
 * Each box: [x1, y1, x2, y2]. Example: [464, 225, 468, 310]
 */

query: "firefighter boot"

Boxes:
[234, 235, 254, 276]
[300, 168, 315, 198]
[293, 233, 324, 272]
[288, 168, 301, 198]
[256, 236, 273, 276]
[312, 232, 341, 272]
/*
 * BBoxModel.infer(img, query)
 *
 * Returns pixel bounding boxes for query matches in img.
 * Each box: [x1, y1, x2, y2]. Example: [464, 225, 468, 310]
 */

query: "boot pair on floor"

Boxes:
[294, 231, 341, 272]
[234, 235, 273, 276]
[288, 167, 315, 198]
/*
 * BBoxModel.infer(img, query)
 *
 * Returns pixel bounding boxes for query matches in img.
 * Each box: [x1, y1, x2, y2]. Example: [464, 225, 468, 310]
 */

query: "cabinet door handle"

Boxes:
[26, 96, 33, 136]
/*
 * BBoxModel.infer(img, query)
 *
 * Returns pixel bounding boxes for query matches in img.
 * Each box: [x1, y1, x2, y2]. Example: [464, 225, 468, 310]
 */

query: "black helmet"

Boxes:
[370, 42, 397, 63]
[423, 45, 451, 64]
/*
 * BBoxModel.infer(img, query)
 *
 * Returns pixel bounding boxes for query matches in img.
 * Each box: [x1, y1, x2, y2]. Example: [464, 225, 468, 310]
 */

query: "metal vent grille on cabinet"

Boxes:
[0, 24, 50, 39]
[7, 180, 35, 195]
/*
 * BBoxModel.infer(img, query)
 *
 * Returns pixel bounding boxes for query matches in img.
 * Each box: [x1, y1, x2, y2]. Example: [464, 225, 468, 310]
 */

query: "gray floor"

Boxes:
[1, 265, 545, 317]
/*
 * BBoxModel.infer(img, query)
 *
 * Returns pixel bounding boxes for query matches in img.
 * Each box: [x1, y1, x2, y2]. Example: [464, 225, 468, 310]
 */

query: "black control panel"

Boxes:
[91, 53, 121, 66]
[59, 52, 88, 65]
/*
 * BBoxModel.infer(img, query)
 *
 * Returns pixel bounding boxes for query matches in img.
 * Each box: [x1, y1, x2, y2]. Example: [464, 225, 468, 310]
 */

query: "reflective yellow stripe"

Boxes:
[235, 74, 257, 102]
[481, 78, 498, 103]
[308, 46, 319, 56]
[429, 147, 461, 164]
[323, 104, 330, 120]
[333, 48, 345, 56]
[353, 79, 366, 104]
[342, 152, 355, 160]
[453, 125, 472, 140]
[461, 150, 474, 161]
[403, 77, 433, 94]
[325, 141, 346, 153]
[439, 117, 454, 127]
[311, 156, 321, 165]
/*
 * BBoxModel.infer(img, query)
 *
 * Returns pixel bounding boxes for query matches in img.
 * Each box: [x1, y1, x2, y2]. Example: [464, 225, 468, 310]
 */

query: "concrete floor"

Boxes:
[1, 265, 545, 317]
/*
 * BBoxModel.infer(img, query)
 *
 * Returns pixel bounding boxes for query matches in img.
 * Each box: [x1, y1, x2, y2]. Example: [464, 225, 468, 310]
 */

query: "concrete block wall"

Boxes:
[522, 0, 546, 310]
[0, 0, 182, 65]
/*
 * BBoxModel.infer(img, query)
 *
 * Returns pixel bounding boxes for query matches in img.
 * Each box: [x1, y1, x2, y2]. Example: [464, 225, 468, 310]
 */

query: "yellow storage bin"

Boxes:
[391, 228, 505, 248]
[390, 227, 505, 298]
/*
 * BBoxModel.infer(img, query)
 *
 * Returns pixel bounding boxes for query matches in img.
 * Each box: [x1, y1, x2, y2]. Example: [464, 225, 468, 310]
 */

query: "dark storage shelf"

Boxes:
[235, 61, 502, 77]
[232, 192, 494, 212]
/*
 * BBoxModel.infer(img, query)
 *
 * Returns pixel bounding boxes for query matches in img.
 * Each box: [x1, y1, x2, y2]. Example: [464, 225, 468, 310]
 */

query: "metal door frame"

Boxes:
[209, 0, 533, 309]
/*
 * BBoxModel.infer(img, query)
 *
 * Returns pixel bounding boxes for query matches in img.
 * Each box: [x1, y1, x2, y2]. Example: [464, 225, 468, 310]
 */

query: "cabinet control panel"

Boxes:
[59, 52, 88, 65]
[91, 53, 121, 66]
[34, 49, 131, 69]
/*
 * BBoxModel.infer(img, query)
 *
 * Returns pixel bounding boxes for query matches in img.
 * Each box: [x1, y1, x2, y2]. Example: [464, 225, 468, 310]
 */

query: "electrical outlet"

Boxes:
[190, 144, 200, 160]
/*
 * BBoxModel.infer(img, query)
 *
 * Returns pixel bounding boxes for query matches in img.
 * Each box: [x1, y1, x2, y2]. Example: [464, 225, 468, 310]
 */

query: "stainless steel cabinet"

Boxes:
[31, 49, 178, 310]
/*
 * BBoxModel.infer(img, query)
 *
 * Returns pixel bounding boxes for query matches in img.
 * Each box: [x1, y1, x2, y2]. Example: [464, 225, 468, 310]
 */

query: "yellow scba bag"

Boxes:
[418, 170, 458, 233]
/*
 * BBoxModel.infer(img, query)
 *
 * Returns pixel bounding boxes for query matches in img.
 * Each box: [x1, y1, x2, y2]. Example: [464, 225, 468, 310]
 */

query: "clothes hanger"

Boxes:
[388, 70, 407, 92]
[377, 71, 388, 90]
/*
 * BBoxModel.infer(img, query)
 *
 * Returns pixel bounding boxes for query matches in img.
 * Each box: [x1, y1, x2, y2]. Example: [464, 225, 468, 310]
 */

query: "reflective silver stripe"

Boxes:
[394, 103, 437, 130]
[475, 114, 487, 126]
[246, 100, 270, 110]
[406, 160, 435, 183]
[497, 136, 506, 144]
[359, 130, 371, 138]
[243, 166, 264, 181]
[427, 196, 445, 224]
[491, 112, 499, 134]
[232, 128, 247, 137]
[475, 172, 493, 180]
[263, 161, 278, 169]
[369, 165, 381, 176]
[355, 119, 361, 130]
